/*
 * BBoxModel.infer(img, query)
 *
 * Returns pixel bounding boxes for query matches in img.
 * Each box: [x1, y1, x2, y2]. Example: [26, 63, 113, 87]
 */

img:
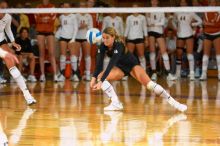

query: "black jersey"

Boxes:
[93, 41, 139, 82]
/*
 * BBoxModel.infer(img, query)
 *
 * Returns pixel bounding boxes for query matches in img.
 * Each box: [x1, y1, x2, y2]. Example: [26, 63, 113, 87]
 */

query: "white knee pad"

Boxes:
[216, 55, 220, 62]
[147, 81, 164, 95]
[150, 52, 156, 61]
[162, 53, 169, 61]
[187, 54, 194, 61]
[203, 55, 209, 62]
[101, 80, 111, 91]
[70, 55, 77, 63]
[60, 55, 66, 62]
[147, 81, 157, 91]
[138, 56, 145, 61]
[9, 66, 21, 79]
[85, 55, 91, 61]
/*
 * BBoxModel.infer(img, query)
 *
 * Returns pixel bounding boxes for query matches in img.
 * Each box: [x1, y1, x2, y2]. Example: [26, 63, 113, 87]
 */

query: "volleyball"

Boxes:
[86, 28, 102, 44]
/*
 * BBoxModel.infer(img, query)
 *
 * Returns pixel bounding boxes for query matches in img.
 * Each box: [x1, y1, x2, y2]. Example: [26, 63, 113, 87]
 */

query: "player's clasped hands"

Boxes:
[90, 77, 102, 90]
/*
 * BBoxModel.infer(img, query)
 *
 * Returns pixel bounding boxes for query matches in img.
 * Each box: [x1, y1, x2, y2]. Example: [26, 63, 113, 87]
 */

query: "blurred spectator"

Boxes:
[15, 27, 37, 82]
[11, 3, 20, 38]
[16, 3, 30, 33]
[24, 2, 37, 39]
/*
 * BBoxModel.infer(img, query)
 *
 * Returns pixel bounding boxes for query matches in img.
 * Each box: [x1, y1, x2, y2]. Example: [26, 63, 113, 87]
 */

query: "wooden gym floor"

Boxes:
[0, 77, 220, 146]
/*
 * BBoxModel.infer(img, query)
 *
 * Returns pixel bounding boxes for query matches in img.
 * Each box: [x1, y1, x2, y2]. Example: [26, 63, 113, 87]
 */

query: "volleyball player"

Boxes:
[102, 12, 124, 71]
[173, 0, 202, 80]
[35, 0, 61, 82]
[75, 2, 93, 81]
[58, 2, 78, 81]
[146, 0, 176, 81]
[0, 0, 36, 105]
[124, 4, 148, 73]
[200, 0, 220, 80]
[90, 27, 187, 112]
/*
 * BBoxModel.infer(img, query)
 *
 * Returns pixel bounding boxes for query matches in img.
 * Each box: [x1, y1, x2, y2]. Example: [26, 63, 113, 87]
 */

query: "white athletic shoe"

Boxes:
[24, 93, 37, 105]
[104, 102, 123, 111]
[27, 75, 37, 82]
[0, 132, 8, 146]
[85, 74, 91, 81]
[39, 74, 46, 82]
[71, 74, 80, 82]
[167, 73, 177, 81]
[177, 104, 188, 112]
[54, 74, 65, 82]
[0, 76, 6, 84]
[151, 73, 157, 81]
[200, 73, 207, 81]
[189, 72, 195, 81]
[167, 98, 187, 112]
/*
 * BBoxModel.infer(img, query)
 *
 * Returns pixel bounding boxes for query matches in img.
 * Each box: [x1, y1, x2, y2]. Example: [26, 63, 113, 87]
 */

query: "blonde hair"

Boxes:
[103, 27, 128, 53]
[103, 27, 121, 42]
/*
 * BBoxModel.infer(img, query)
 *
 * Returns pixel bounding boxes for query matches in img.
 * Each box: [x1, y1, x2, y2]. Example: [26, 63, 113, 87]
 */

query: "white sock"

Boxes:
[187, 54, 194, 74]
[9, 66, 29, 96]
[176, 59, 181, 77]
[146, 81, 183, 109]
[202, 55, 209, 74]
[187, 82, 194, 105]
[216, 55, 220, 73]
[70, 55, 78, 71]
[60, 55, 66, 73]
[150, 52, 156, 71]
[122, 81, 130, 103]
[101, 80, 120, 103]
[139, 56, 146, 71]
[162, 53, 170, 72]
[103, 56, 110, 70]
[85, 56, 91, 75]
[201, 82, 208, 106]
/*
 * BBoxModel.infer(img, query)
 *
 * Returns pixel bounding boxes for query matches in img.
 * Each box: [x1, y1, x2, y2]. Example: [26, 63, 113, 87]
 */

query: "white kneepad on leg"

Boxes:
[150, 52, 156, 61]
[60, 55, 66, 62]
[162, 53, 169, 61]
[9, 66, 21, 79]
[203, 55, 209, 62]
[187, 54, 194, 61]
[147, 81, 163, 95]
[147, 81, 157, 91]
[70, 55, 77, 63]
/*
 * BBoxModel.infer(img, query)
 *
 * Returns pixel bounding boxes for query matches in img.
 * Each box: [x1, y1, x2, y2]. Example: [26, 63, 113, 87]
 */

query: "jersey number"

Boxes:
[64, 20, 67, 25]
[133, 21, 138, 25]
[180, 16, 186, 21]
